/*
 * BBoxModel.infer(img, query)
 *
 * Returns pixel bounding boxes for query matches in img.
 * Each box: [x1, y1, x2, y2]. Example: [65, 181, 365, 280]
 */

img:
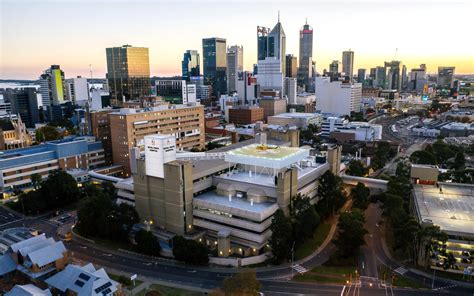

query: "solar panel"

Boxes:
[75, 280, 85, 287]
[79, 273, 91, 281]
[94, 282, 112, 293]
[102, 288, 112, 295]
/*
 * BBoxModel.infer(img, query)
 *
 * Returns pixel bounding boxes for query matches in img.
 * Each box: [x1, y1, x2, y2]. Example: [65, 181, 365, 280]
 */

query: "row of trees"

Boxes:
[269, 171, 346, 263]
[172, 235, 209, 265]
[10, 170, 80, 214]
[410, 138, 465, 169]
[379, 162, 447, 265]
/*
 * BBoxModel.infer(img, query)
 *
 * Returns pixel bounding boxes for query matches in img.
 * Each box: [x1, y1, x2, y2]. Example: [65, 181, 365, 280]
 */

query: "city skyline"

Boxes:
[1, 0, 474, 80]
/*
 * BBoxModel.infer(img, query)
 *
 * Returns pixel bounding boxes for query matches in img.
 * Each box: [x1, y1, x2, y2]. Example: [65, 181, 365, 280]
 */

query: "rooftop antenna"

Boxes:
[89, 64, 93, 79]
[278, 10, 280, 22]
[394, 48, 398, 61]
[306, 17, 308, 25]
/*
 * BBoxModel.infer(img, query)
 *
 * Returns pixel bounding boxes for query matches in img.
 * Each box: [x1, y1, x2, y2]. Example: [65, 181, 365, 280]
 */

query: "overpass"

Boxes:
[341, 174, 388, 192]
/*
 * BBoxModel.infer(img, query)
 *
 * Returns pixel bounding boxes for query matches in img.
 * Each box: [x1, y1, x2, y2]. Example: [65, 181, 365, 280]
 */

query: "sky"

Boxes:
[1, 0, 473, 80]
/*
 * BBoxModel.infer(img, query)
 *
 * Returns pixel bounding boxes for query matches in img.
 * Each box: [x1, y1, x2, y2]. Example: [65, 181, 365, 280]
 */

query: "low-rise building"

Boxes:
[228, 106, 264, 125]
[0, 136, 104, 193]
[6, 284, 51, 296]
[45, 263, 122, 296]
[267, 111, 322, 129]
[0, 115, 31, 151]
[259, 97, 287, 121]
[330, 122, 382, 142]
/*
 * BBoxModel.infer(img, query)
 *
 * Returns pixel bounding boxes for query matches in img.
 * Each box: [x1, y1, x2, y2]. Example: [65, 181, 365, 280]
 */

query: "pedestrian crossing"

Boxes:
[394, 266, 408, 275]
[292, 264, 308, 274]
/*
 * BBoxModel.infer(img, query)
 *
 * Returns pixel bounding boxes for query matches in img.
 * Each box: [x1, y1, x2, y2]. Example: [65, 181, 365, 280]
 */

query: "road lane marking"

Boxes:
[394, 266, 408, 275]
[340, 286, 346, 296]
[292, 264, 308, 274]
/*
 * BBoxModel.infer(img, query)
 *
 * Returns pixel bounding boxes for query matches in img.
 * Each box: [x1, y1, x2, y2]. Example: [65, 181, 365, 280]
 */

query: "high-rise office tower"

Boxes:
[39, 65, 66, 108]
[256, 16, 286, 94]
[384, 61, 403, 90]
[203, 37, 227, 98]
[298, 20, 313, 90]
[3, 88, 40, 128]
[357, 69, 366, 84]
[226, 45, 243, 94]
[182, 50, 200, 81]
[409, 64, 427, 93]
[437, 66, 455, 89]
[369, 68, 377, 79]
[374, 66, 386, 88]
[285, 54, 297, 78]
[106, 45, 150, 106]
[342, 50, 354, 81]
[329, 60, 339, 74]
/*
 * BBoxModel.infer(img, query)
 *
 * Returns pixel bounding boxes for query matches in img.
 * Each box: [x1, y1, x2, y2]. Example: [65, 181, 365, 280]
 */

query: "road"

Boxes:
[1, 206, 470, 295]
[358, 204, 474, 296]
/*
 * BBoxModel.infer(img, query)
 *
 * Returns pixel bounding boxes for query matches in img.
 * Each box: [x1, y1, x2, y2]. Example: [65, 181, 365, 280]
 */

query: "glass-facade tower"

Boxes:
[106, 45, 150, 106]
[202, 37, 227, 98]
[182, 50, 200, 81]
[298, 21, 313, 90]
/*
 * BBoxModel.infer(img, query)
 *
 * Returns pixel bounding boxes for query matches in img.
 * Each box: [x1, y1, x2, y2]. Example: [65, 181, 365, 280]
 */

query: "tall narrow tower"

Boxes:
[298, 19, 313, 91]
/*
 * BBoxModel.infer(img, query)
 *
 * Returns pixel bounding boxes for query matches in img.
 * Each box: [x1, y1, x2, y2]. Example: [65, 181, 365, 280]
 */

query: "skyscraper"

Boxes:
[226, 45, 244, 94]
[437, 66, 455, 89]
[285, 54, 297, 78]
[374, 66, 386, 88]
[256, 16, 286, 94]
[202, 37, 227, 98]
[298, 20, 313, 90]
[357, 69, 366, 84]
[329, 60, 339, 74]
[384, 61, 403, 90]
[342, 50, 354, 81]
[106, 45, 150, 106]
[39, 65, 66, 108]
[3, 88, 40, 128]
[182, 50, 200, 81]
[65, 76, 89, 106]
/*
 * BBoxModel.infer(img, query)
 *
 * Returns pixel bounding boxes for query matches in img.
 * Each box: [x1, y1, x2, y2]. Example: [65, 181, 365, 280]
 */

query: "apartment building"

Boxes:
[109, 104, 205, 175]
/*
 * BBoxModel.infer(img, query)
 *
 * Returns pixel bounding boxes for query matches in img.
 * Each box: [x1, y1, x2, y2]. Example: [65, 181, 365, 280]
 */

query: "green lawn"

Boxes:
[108, 273, 143, 288]
[294, 223, 331, 260]
[135, 284, 203, 296]
[379, 265, 427, 289]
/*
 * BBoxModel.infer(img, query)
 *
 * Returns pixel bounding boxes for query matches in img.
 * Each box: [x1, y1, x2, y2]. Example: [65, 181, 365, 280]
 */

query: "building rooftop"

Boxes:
[413, 183, 474, 238]
[225, 143, 310, 170]
[269, 112, 320, 119]
[5, 284, 51, 296]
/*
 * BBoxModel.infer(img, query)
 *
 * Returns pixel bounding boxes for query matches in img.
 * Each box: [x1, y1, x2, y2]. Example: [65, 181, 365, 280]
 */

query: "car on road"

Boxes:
[461, 258, 472, 264]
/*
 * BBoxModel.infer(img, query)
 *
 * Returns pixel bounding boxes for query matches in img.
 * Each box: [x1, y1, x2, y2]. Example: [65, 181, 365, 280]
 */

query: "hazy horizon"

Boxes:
[1, 0, 473, 80]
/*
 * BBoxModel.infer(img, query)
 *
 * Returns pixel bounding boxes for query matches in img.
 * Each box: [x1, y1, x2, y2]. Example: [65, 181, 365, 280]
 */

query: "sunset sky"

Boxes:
[1, 0, 473, 80]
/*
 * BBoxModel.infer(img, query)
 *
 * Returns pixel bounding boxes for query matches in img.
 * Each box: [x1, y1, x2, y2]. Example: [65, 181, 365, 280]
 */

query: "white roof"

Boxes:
[27, 241, 66, 267]
[19, 237, 55, 257]
[0, 254, 16, 276]
[46, 263, 119, 296]
[10, 234, 46, 253]
[6, 284, 51, 296]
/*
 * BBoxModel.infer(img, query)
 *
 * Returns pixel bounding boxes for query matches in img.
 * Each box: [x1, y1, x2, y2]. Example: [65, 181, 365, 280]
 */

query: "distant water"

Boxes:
[0, 82, 40, 89]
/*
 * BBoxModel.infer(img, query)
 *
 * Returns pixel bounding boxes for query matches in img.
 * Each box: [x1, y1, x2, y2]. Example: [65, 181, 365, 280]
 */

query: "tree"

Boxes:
[451, 151, 465, 170]
[409, 150, 437, 165]
[372, 141, 393, 170]
[37, 125, 61, 141]
[172, 236, 209, 265]
[41, 170, 80, 208]
[346, 160, 368, 177]
[134, 229, 161, 256]
[221, 270, 261, 296]
[30, 173, 42, 190]
[351, 182, 370, 210]
[289, 195, 320, 243]
[268, 209, 293, 263]
[315, 171, 346, 218]
[333, 210, 368, 257]
[412, 225, 448, 266]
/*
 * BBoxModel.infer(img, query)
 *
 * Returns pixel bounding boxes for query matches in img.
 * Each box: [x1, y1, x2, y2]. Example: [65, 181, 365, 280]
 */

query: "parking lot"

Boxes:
[0, 206, 22, 226]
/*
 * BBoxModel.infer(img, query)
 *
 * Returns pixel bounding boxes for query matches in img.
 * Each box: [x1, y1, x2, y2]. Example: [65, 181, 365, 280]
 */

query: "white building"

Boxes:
[236, 71, 258, 105]
[268, 111, 322, 129]
[90, 88, 109, 111]
[65, 77, 89, 106]
[331, 122, 383, 142]
[315, 77, 362, 115]
[320, 115, 349, 137]
[257, 57, 284, 94]
[182, 82, 197, 104]
[284, 77, 297, 104]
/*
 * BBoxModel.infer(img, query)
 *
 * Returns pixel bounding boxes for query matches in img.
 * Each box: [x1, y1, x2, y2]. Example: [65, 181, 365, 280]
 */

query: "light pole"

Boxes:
[431, 268, 436, 289]
[291, 241, 295, 279]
